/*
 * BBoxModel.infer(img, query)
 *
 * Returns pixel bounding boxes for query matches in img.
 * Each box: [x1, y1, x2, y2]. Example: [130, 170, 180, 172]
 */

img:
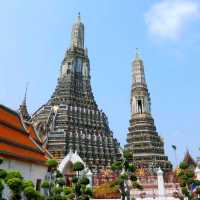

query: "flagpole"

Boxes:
[174, 149, 178, 167]
[172, 145, 178, 167]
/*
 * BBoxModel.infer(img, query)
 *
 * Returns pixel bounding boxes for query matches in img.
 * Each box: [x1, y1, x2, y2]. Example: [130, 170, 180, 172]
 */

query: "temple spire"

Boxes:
[32, 16, 121, 171]
[71, 13, 84, 48]
[132, 48, 147, 87]
[126, 50, 172, 172]
[19, 83, 30, 121]
[131, 49, 151, 115]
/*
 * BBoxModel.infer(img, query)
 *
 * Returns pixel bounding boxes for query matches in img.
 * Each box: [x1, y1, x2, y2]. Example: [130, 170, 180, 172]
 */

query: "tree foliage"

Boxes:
[47, 159, 58, 170]
[0, 169, 7, 180]
[176, 161, 200, 199]
[73, 162, 84, 173]
[0, 158, 6, 200]
[7, 177, 23, 200]
[24, 186, 42, 200]
[0, 158, 93, 199]
[22, 180, 34, 189]
[40, 160, 92, 199]
[63, 186, 72, 195]
[41, 180, 50, 189]
[71, 162, 92, 200]
[111, 149, 142, 200]
[0, 158, 4, 165]
[0, 158, 45, 200]
[5, 170, 23, 183]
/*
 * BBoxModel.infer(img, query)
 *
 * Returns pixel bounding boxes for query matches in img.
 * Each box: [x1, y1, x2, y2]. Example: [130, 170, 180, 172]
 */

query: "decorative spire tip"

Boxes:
[23, 82, 29, 105]
[77, 12, 81, 23]
[135, 48, 140, 60]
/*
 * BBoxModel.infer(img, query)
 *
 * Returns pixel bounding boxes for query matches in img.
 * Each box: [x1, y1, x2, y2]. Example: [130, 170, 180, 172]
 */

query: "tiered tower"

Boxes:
[125, 50, 172, 172]
[31, 14, 120, 172]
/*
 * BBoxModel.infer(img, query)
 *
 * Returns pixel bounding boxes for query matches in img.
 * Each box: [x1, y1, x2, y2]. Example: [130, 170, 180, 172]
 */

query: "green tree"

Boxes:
[73, 162, 84, 178]
[0, 158, 44, 200]
[22, 179, 44, 200]
[46, 159, 59, 196]
[7, 177, 23, 200]
[22, 180, 34, 190]
[0, 180, 4, 200]
[24, 186, 43, 200]
[47, 160, 58, 171]
[72, 162, 92, 200]
[0, 169, 7, 180]
[176, 161, 200, 199]
[0, 158, 6, 200]
[41, 180, 49, 189]
[5, 170, 23, 183]
[56, 178, 65, 187]
[111, 150, 142, 200]
[41, 159, 74, 199]
[0, 158, 3, 165]
[5, 170, 24, 200]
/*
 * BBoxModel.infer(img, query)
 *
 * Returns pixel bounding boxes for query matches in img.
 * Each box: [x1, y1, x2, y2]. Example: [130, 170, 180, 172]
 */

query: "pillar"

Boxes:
[157, 167, 165, 200]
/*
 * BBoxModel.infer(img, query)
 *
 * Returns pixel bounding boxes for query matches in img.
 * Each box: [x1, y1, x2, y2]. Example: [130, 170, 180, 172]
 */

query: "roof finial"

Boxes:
[135, 48, 140, 60]
[77, 12, 81, 23]
[23, 82, 29, 105]
[19, 82, 30, 121]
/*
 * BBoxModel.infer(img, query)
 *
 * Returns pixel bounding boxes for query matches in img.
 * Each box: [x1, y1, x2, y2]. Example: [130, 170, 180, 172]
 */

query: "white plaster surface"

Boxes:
[58, 150, 85, 173]
[1, 159, 47, 184]
[1, 158, 47, 199]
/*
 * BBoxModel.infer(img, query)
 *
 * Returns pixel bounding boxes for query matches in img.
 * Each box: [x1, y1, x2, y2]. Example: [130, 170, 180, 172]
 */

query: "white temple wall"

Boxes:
[1, 158, 47, 185]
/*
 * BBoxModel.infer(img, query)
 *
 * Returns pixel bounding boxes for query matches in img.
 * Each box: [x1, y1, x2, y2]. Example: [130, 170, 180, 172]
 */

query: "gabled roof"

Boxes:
[25, 122, 42, 144]
[25, 122, 52, 159]
[183, 150, 196, 167]
[0, 104, 50, 165]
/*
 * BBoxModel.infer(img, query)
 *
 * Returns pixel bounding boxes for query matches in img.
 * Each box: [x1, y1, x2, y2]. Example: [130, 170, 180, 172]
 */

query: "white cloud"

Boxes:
[145, 0, 199, 40]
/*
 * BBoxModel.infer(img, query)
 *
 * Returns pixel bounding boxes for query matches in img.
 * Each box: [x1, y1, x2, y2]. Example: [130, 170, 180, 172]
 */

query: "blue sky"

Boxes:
[0, 0, 200, 167]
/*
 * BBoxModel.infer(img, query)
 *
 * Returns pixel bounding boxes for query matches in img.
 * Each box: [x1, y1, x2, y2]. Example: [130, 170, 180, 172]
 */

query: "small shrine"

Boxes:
[58, 150, 92, 186]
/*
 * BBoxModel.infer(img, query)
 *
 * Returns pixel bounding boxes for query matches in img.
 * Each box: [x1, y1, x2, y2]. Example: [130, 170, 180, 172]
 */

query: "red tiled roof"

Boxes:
[0, 143, 47, 163]
[0, 123, 36, 149]
[0, 105, 23, 129]
[0, 104, 49, 165]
